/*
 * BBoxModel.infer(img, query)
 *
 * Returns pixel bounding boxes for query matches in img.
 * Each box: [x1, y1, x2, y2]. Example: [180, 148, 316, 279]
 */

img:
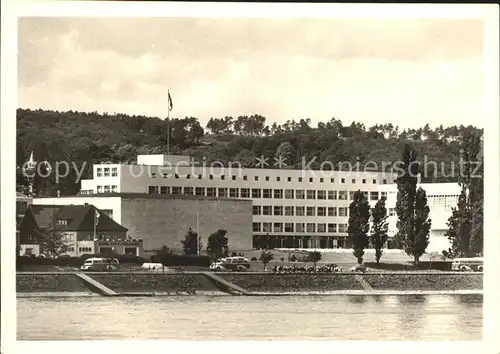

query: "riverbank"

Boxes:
[16, 272, 483, 296]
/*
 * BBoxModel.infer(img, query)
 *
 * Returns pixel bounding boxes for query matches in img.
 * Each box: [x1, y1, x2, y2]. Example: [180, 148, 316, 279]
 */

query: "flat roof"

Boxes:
[34, 193, 253, 203]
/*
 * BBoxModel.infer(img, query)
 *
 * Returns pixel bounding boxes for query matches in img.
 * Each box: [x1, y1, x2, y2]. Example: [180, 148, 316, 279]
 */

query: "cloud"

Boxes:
[18, 17, 484, 129]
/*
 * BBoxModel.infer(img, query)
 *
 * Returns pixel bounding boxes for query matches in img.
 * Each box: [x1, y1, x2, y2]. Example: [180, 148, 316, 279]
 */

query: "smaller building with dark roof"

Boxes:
[19, 204, 143, 257]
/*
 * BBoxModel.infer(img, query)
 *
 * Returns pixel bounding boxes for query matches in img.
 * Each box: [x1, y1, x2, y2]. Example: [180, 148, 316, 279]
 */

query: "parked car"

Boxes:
[80, 257, 119, 271]
[350, 264, 368, 273]
[210, 257, 250, 272]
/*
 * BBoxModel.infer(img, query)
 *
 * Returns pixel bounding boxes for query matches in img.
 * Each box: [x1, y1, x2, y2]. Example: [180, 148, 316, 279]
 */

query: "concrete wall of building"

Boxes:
[119, 196, 253, 252]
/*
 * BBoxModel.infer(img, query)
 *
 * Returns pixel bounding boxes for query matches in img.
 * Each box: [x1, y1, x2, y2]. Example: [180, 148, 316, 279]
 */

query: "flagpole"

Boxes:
[196, 211, 200, 255]
[93, 209, 96, 240]
[166, 89, 170, 156]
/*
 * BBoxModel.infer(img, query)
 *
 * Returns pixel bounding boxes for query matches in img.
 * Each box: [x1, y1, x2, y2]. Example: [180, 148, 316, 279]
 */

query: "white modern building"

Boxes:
[66, 154, 458, 252]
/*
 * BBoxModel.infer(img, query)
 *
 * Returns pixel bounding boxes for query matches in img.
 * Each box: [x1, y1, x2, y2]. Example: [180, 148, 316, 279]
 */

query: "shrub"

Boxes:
[290, 255, 297, 262]
[250, 257, 257, 261]
[151, 254, 210, 267]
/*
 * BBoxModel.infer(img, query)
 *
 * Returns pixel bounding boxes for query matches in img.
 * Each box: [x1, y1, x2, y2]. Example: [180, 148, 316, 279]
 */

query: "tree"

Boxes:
[36, 210, 69, 258]
[206, 229, 229, 261]
[394, 144, 432, 265]
[348, 190, 371, 264]
[306, 251, 322, 267]
[180, 228, 202, 256]
[370, 197, 389, 264]
[259, 250, 274, 271]
[445, 130, 483, 257]
[152, 245, 173, 272]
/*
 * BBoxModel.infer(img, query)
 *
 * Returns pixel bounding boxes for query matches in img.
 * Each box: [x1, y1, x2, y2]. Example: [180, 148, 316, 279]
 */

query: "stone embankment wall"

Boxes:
[16, 272, 483, 294]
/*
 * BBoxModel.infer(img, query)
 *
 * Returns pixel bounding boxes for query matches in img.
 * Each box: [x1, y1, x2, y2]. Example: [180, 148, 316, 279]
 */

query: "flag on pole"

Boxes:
[95, 209, 100, 226]
[168, 90, 173, 112]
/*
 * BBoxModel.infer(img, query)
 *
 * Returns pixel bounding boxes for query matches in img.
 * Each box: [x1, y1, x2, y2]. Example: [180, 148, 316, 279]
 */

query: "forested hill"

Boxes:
[16, 108, 483, 196]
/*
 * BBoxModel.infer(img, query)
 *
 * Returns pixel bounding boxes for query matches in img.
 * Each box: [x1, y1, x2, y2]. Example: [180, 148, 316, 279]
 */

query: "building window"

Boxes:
[287, 177, 292, 182]
[274, 189, 283, 199]
[209, 175, 214, 180]
[252, 189, 261, 198]
[198, 174, 203, 180]
[56, 219, 68, 225]
[328, 190, 337, 200]
[274, 223, 283, 232]
[102, 209, 113, 219]
[307, 190, 316, 199]
[184, 187, 194, 195]
[104, 168, 110, 177]
[319, 178, 324, 183]
[230, 188, 239, 198]
[274, 206, 283, 216]
[241, 188, 250, 198]
[97, 185, 103, 193]
[381, 191, 388, 198]
[370, 191, 379, 201]
[341, 178, 345, 183]
[186, 174, 191, 179]
[328, 223, 337, 233]
[372, 179, 377, 184]
[328, 207, 337, 217]
[296, 223, 305, 233]
[330, 178, 335, 183]
[195, 187, 205, 196]
[317, 190, 326, 200]
[339, 207, 348, 217]
[253, 222, 261, 232]
[218, 188, 227, 197]
[104, 185, 110, 193]
[207, 188, 216, 197]
[317, 223, 326, 233]
[111, 185, 118, 193]
[317, 207, 326, 216]
[389, 208, 395, 216]
[383, 179, 387, 184]
[309, 177, 313, 183]
[306, 207, 315, 216]
[220, 175, 225, 180]
[284, 223, 294, 232]
[296, 206, 305, 216]
[352, 179, 356, 183]
[160, 186, 169, 194]
[111, 167, 118, 177]
[232, 175, 237, 181]
[254, 176, 259, 181]
[96, 168, 102, 177]
[349, 191, 355, 200]
[298, 177, 303, 182]
[243, 175, 248, 181]
[171, 186, 181, 194]
[339, 224, 348, 233]
[162, 173, 168, 178]
[263, 222, 272, 233]
[338, 191, 348, 200]
[276, 177, 281, 182]
[124, 247, 137, 256]
[263, 206, 272, 215]
[296, 190, 305, 199]
[362, 179, 366, 184]
[285, 189, 294, 199]
[263, 189, 272, 198]
[148, 186, 158, 194]
[253, 206, 261, 215]
[149, 172, 156, 178]
[285, 206, 294, 216]
[174, 174, 179, 179]
[306, 223, 316, 233]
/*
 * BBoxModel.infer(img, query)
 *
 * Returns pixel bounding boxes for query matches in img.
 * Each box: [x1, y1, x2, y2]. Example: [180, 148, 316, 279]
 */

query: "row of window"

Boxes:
[252, 222, 349, 233]
[96, 185, 118, 193]
[96, 167, 118, 177]
[95, 166, 395, 185]
[147, 186, 388, 201]
[253, 205, 349, 217]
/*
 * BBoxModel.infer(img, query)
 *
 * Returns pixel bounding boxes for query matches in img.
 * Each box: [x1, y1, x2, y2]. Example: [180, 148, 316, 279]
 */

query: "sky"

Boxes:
[18, 17, 485, 130]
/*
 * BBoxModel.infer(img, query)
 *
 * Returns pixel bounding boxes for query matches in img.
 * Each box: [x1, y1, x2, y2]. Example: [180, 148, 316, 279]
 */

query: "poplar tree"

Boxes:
[394, 144, 432, 265]
[348, 190, 371, 264]
[370, 197, 389, 264]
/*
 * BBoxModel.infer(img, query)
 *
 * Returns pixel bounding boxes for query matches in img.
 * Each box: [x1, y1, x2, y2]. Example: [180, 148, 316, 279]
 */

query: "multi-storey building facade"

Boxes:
[79, 154, 402, 249]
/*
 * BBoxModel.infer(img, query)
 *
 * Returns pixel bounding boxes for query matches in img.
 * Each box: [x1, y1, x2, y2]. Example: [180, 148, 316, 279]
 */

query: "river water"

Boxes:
[17, 295, 482, 340]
